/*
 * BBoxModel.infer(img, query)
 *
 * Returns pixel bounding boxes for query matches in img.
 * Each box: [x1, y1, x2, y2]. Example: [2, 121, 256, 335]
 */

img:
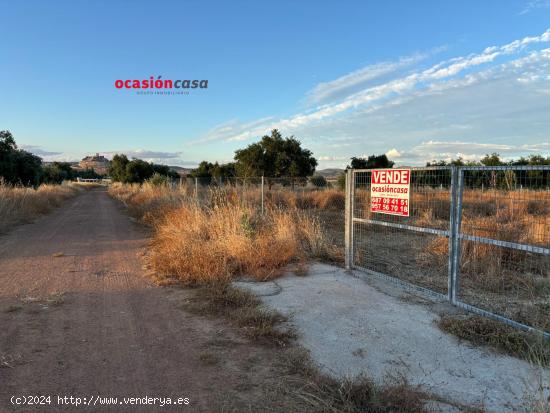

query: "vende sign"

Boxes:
[370, 169, 410, 217]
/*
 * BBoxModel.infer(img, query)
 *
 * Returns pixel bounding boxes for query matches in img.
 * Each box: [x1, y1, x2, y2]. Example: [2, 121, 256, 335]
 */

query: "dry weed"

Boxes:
[0, 180, 82, 233]
[438, 314, 550, 365]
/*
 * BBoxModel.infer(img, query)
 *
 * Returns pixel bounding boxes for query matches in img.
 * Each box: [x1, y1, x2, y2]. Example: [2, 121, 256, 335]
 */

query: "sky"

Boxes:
[1, 0, 550, 169]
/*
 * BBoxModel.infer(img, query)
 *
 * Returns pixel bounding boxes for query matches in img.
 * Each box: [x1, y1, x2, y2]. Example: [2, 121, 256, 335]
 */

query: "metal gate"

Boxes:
[345, 166, 550, 339]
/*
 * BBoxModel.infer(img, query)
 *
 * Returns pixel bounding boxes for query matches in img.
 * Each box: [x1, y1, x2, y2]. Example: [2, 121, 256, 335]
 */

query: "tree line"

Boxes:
[108, 154, 179, 184]
[3, 126, 548, 189]
[0, 130, 101, 186]
[423, 153, 550, 189]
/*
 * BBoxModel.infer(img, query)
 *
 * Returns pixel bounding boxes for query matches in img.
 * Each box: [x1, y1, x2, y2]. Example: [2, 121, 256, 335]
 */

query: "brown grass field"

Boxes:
[109, 181, 549, 332]
[108, 182, 342, 286]
[0, 180, 94, 233]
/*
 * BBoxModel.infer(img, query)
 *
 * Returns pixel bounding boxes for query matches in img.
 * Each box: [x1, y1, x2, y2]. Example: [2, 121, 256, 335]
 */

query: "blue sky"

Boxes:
[1, 0, 549, 168]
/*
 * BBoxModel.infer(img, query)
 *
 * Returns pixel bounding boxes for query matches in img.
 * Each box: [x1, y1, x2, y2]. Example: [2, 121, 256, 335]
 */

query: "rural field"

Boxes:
[0, 186, 348, 412]
[3, 2, 550, 412]
[0, 183, 450, 412]
[1, 177, 549, 412]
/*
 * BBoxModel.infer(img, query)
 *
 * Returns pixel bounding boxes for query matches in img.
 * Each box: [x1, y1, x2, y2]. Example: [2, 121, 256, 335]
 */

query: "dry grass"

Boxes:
[0, 180, 83, 233]
[149, 204, 300, 284]
[275, 347, 454, 413]
[182, 284, 296, 346]
[438, 314, 550, 365]
[109, 182, 341, 285]
[108, 182, 190, 225]
[110, 182, 482, 412]
[198, 351, 220, 366]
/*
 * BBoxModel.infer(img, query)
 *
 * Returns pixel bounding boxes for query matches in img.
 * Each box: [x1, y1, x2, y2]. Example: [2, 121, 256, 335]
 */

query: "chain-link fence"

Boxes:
[174, 175, 346, 252]
[346, 166, 550, 338]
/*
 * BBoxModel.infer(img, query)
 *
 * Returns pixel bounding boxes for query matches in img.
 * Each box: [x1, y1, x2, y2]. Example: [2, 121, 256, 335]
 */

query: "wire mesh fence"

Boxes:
[346, 165, 550, 337]
[456, 167, 550, 334]
[175, 175, 347, 251]
[351, 167, 452, 296]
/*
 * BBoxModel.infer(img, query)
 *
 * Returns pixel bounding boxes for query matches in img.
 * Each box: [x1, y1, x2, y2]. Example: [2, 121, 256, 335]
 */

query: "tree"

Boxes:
[76, 168, 102, 179]
[189, 161, 215, 178]
[349, 154, 394, 169]
[426, 157, 467, 167]
[234, 129, 317, 178]
[147, 172, 169, 186]
[42, 162, 76, 184]
[151, 164, 179, 180]
[108, 154, 177, 184]
[480, 153, 504, 166]
[309, 174, 327, 188]
[337, 173, 346, 190]
[125, 159, 154, 183]
[0, 130, 43, 186]
[108, 154, 130, 182]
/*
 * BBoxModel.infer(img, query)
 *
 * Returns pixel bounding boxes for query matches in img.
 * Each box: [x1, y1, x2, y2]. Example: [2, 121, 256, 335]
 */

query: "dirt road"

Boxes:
[0, 189, 282, 412]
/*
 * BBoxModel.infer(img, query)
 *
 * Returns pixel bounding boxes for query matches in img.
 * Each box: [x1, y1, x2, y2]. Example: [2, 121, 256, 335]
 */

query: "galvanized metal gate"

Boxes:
[345, 166, 550, 339]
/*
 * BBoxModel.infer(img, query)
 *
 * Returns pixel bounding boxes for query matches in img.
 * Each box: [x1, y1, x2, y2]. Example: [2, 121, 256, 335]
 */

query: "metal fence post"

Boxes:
[447, 166, 458, 303]
[345, 169, 354, 270]
[261, 176, 265, 215]
[450, 168, 464, 305]
[194, 177, 198, 200]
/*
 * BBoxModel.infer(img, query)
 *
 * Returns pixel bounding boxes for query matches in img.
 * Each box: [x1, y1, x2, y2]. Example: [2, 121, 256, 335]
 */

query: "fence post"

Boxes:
[345, 169, 354, 270]
[448, 166, 458, 303]
[449, 167, 464, 305]
[194, 177, 198, 200]
[261, 176, 265, 215]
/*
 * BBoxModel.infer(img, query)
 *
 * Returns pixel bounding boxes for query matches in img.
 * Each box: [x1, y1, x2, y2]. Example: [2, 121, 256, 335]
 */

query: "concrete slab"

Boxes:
[235, 263, 549, 412]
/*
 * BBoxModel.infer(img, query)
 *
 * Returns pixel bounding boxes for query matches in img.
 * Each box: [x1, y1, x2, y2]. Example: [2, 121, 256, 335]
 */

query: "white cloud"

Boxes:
[103, 149, 182, 160]
[307, 53, 428, 105]
[385, 148, 402, 158]
[520, 0, 550, 15]
[318, 155, 348, 161]
[196, 28, 550, 147]
[379, 140, 550, 167]
[20, 145, 62, 157]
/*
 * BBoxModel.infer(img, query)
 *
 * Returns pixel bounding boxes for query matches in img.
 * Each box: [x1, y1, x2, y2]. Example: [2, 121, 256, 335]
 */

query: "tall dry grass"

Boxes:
[109, 182, 341, 285]
[0, 180, 83, 233]
[108, 182, 190, 224]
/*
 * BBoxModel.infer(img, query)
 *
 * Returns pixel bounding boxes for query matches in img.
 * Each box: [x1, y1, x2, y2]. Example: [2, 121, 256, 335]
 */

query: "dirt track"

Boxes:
[0, 189, 282, 412]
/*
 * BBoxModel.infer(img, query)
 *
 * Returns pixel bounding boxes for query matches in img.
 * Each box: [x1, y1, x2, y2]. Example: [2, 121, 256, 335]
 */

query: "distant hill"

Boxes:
[315, 168, 345, 179]
[168, 166, 193, 177]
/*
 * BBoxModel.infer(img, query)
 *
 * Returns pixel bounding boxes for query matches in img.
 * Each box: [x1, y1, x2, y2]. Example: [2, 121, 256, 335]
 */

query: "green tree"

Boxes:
[125, 159, 154, 183]
[349, 154, 394, 169]
[309, 174, 327, 188]
[42, 162, 76, 184]
[152, 164, 179, 180]
[189, 161, 216, 178]
[147, 172, 169, 186]
[109, 154, 176, 184]
[0, 130, 43, 186]
[480, 153, 504, 166]
[336, 173, 346, 190]
[108, 154, 130, 182]
[234, 129, 317, 178]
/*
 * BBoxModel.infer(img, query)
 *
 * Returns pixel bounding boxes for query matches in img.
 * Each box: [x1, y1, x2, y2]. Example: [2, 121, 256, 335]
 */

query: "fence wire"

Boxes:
[176, 175, 347, 251]
[456, 167, 550, 333]
[347, 165, 550, 337]
[352, 168, 452, 296]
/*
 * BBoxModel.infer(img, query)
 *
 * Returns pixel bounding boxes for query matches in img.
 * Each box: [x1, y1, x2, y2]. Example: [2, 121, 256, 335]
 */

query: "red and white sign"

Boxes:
[370, 169, 410, 217]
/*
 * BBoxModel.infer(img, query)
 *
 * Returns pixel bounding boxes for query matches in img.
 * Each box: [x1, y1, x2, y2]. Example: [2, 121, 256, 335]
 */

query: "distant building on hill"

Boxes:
[75, 153, 110, 175]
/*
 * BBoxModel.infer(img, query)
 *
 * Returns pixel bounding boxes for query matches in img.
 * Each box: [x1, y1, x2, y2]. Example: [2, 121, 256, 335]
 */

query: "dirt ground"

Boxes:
[0, 189, 291, 412]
